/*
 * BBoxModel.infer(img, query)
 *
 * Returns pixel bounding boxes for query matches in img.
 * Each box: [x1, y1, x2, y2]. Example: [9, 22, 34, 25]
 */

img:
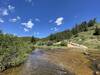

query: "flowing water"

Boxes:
[0, 49, 74, 75]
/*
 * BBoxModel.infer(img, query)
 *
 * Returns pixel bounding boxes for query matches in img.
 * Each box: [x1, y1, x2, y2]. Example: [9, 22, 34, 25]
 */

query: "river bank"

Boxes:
[0, 48, 75, 75]
[0, 48, 100, 75]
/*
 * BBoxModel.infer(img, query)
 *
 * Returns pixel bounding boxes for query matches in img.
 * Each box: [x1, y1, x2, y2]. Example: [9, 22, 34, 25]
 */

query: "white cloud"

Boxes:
[34, 32, 40, 35]
[0, 8, 9, 16]
[9, 16, 21, 22]
[24, 28, 29, 32]
[8, 5, 15, 11]
[2, 9, 9, 16]
[9, 18, 17, 22]
[21, 20, 34, 29]
[0, 5, 15, 16]
[50, 27, 58, 32]
[55, 17, 64, 26]
[0, 18, 4, 23]
[17, 16, 21, 20]
[35, 18, 40, 22]
[54, 28, 58, 31]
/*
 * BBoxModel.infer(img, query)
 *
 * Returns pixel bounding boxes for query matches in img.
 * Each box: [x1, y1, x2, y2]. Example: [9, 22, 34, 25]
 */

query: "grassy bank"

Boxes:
[0, 34, 33, 72]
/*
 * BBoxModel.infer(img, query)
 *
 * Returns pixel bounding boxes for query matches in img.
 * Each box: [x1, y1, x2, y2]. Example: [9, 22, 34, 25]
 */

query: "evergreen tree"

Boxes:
[65, 30, 72, 39]
[49, 34, 56, 41]
[71, 27, 78, 35]
[0, 30, 2, 34]
[81, 21, 88, 31]
[88, 18, 96, 27]
[31, 36, 36, 44]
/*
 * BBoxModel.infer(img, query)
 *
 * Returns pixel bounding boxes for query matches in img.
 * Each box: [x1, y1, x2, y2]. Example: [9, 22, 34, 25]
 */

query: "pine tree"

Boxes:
[31, 36, 36, 44]
[0, 30, 2, 34]
[88, 18, 96, 27]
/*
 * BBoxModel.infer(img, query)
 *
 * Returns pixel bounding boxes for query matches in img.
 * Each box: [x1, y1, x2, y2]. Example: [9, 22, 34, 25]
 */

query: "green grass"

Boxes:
[71, 27, 100, 50]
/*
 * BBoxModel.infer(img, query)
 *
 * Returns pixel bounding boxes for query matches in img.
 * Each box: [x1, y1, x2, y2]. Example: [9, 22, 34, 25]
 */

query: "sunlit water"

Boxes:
[0, 49, 74, 75]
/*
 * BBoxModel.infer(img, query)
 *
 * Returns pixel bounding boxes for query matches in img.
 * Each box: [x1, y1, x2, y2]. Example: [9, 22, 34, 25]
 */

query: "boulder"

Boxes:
[94, 71, 100, 75]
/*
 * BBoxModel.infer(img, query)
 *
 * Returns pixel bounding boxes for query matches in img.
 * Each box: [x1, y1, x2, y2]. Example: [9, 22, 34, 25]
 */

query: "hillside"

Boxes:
[70, 24, 100, 50]
[41, 19, 100, 50]
[46, 19, 97, 42]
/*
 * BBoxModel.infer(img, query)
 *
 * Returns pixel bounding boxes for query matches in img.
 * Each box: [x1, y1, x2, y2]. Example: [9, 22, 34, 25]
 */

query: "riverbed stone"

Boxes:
[95, 71, 100, 75]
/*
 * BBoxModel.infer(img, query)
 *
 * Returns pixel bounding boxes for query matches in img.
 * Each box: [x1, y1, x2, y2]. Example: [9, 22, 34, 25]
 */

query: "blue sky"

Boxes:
[0, 0, 100, 38]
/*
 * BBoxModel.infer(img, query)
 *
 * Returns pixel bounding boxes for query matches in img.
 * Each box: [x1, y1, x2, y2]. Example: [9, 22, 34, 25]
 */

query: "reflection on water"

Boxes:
[0, 49, 74, 75]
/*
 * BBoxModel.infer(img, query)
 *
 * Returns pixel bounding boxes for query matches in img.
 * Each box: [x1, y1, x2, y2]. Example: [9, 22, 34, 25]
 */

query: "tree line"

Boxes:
[46, 18, 100, 42]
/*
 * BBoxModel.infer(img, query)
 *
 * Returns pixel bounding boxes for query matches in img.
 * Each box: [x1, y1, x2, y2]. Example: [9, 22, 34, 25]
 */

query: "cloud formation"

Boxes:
[24, 28, 29, 32]
[35, 18, 40, 22]
[0, 8, 9, 16]
[0, 4, 15, 17]
[0, 18, 4, 23]
[34, 32, 40, 35]
[50, 27, 58, 32]
[8, 5, 15, 11]
[9, 16, 21, 22]
[21, 20, 34, 29]
[55, 17, 64, 26]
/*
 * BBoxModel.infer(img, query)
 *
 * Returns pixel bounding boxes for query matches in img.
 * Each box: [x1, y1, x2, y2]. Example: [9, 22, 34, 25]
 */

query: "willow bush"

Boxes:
[0, 34, 33, 71]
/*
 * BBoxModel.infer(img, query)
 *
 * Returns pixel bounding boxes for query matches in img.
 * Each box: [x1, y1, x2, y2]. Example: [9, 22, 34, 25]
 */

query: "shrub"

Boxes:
[0, 34, 32, 71]
[46, 41, 53, 46]
[60, 41, 67, 46]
